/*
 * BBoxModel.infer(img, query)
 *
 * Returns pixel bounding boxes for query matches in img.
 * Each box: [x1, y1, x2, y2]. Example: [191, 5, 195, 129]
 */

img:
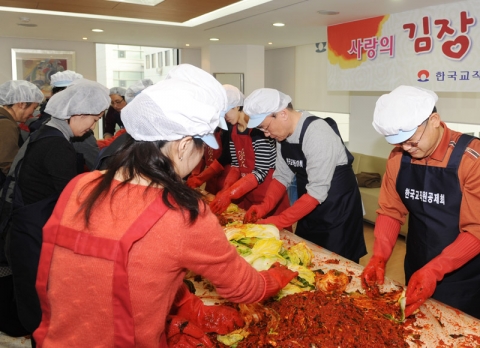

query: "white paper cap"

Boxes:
[125, 79, 154, 103]
[217, 84, 245, 130]
[244, 88, 292, 128]
[373, 85, 438, 144]
[45, 79, 110, 119]
[0, 80, 44, 105]
[121, 75, 227, 149]
[50, 70, 83, 87]
[109, 86, 126, 97]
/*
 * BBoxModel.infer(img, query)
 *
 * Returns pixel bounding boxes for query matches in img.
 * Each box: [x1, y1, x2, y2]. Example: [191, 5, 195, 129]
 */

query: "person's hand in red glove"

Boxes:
[186, 160, 224, 189]
[165, 315, 214, 348]
[404, 231, 480, 317]
[172, 284, 244, 334]
[259, 262, 299, 300]
[243, 179, 287, 223]
[256, 193, 318, 231]
[360, 215, 401, 289]
[210, 173, 258, 214]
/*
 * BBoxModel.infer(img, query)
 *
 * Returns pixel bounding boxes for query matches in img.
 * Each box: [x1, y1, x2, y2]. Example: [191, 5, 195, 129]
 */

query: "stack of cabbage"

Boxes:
[225, 223, 315, 299]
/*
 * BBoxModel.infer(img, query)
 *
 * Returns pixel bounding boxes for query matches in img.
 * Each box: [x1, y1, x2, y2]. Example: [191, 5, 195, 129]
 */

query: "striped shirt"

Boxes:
[230, 128, 276, 184]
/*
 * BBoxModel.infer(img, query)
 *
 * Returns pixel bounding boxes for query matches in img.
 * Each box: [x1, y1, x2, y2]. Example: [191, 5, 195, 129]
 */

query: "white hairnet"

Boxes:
[109, 87, 126, 97]
[373, 85, 438, 144]
[121, 69, 227, 149]
[244, 88, 292, 128]
[0, 80, 44, 105]
[50, 70, 83, 87]
[125, 79, 154, 104]
[45, 79, 110, 120]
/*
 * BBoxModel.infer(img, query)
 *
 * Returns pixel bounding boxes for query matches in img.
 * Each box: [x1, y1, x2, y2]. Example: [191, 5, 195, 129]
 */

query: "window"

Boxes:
[146, 55, 150, 69]
[118, 50, 126, 58]
[165, 51, 170, 66]
[158, 52, 163, 67]
[119, 80, 127, 87]
[151, 54, 156, 68]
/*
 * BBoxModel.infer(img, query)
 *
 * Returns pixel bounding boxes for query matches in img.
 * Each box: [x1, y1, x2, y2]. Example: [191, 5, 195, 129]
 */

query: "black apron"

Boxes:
[7, 126, 65, 333]
[397, 134, 480, 318]
[280, 116, 366, 262]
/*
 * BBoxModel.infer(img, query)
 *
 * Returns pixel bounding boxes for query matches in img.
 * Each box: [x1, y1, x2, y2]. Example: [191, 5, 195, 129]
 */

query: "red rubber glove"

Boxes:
[360, 215, 400, 289]
[222, 166, 241, 191]
[172, 284, 244, 334]
[165, 315, 214, 348]
[244, 179, 287, 223]
[257, 193, 318, 230]
[210, 173, 258, 214]
[259, 262, 299, 300]
[404, 232, 480, 317]
[186, 160, 224, 189]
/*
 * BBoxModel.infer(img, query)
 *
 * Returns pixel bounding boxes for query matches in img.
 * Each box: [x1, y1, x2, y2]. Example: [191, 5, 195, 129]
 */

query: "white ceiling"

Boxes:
[0, 0, 467, 50]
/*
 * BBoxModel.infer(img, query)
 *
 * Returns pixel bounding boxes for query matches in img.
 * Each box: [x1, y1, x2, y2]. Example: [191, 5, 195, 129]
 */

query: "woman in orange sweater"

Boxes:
[33, 64, 296, 348]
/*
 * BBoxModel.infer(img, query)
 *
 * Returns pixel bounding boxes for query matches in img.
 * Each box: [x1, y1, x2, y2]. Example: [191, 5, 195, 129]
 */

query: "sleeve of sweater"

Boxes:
[176, 205, 266, 303]
[251, 129, 276, 184]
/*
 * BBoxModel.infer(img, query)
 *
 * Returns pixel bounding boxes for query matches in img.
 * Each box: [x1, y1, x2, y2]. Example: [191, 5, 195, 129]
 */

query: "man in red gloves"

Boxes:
[361, 85, 480, 319]
[209, 85, 291, 220]
[242, 88, 366, 263]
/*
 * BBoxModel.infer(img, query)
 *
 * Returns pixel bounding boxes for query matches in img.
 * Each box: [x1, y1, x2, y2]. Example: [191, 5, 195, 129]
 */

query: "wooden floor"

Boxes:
[359, 222, 406, 285]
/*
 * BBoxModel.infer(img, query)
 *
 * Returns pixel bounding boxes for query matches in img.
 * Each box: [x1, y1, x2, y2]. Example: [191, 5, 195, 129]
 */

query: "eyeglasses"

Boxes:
[111, 99, 125, 106]
[257, 114, 275, 132]
[399, 118, 429, 147]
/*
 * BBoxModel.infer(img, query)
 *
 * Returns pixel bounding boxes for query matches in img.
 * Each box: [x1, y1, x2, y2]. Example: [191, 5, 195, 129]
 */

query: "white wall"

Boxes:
[202, 45, 264, 95]
[180, 48, 201, 68]
[265, 47, 295, 104]
[0, 37, 96, 83]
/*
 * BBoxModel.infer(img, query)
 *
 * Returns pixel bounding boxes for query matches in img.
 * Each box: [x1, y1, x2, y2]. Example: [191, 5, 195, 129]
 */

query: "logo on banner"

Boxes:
[417, 70, 430, 82]
[316, 42, 327, 53]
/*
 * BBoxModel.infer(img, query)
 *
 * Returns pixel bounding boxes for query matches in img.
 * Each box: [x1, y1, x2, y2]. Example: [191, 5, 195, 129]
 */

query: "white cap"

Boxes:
[0, 80, 44, 105]
[121, 69, 227, 149]
[125, 79, 154, 103]
[109, 87, 126, 97]
[45, 79, 110, 120]
[244, 88, 292, 128]
[50, 70, 83, 87]
[373, 85, 438, 144]
[218, 84, 245, 130]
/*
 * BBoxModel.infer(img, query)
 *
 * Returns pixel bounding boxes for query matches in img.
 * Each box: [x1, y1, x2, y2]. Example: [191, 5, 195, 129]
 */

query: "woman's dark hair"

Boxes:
[286, 102, 294, 110]
[432, 106, 437, 113]
[78, 134, 205, 226]
[52, 86, 66, 95]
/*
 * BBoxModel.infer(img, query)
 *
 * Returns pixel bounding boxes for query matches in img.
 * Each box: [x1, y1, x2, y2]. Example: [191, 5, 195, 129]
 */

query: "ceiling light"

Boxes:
[318, 10, 339, 15]
[107, 0, 165, 5]
[210, 38, 219, 41]
[82, 37, 88, 40]
[273, 23, 285, 27]
[19, 16, 29, 22]
[185, 44, 190, 46]
[268, 42, 273, 45]
[92, 28, 104, 32]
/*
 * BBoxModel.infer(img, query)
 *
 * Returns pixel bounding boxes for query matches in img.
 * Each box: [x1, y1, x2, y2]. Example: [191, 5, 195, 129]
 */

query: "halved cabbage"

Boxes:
[225, 224, 280, 241]
[285, 242, 314, 267]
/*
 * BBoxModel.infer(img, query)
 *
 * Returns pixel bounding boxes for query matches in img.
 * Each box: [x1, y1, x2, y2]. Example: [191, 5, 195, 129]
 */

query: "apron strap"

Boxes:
[36, 175, 169, 347]
[447, 134, 474, 169]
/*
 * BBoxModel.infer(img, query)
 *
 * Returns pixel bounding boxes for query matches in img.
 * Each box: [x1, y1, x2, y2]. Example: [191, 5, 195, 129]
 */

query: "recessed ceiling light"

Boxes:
[19, 16, 30, 22]
[210, 38, 219, 41]
[92, 28, 104, 32]
[83, 37, 88, 40]
[273, 22, 285, 27]
[107, 0, 165, 5]
[318, 10, 339, 15]
[268, 42, 273, 45]
[185, 43, 190, 46]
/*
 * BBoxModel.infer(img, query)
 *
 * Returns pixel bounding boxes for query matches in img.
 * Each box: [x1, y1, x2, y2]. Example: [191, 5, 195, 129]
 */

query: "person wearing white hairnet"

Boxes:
[32, 64, 297, 348]
[0, 80, 43, 339]
[5, 79, 109, 346]
[243, 88, 366, 263]
[360, 85, 480, 319]
[30, 70, 84, 133]
[208, 85, 291, 224]
[103, 86, 127, 139]
[0, 80, 43, 179]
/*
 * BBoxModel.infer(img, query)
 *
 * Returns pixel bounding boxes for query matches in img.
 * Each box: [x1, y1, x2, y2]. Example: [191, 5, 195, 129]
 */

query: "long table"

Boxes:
[189, 229, 480, 348]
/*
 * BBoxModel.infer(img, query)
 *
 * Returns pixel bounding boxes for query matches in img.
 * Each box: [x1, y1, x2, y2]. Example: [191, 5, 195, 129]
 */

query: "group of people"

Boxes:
[0, 63, 478, 347]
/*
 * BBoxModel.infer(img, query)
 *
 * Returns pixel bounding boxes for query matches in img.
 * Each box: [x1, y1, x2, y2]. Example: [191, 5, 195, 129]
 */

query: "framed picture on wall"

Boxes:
[213, 73, 244, 93]
[11, 48, 76, 98]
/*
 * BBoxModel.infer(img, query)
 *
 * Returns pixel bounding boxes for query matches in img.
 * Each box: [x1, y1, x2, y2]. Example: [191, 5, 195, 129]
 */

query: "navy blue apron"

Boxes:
[397, 134, 480, 318]
[280, 116, 366, 262]
[7, 126, 65, 333]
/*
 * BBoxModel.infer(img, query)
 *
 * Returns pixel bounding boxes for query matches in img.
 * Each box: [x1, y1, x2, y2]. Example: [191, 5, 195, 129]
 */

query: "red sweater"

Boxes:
[35, 171, 270, 347]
